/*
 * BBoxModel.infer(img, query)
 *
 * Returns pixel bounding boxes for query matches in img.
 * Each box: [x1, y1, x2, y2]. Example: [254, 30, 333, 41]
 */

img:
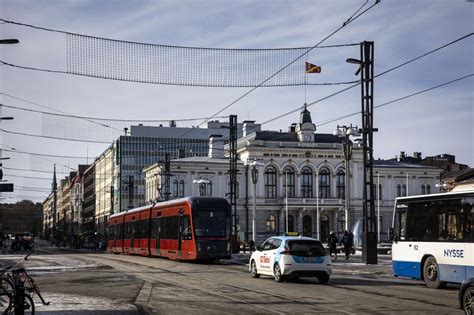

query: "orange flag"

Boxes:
[305, 62, 321, 73]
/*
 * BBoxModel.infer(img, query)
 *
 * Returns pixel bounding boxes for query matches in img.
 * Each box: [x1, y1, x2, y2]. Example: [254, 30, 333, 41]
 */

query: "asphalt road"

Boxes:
[0, 244, 463, 314]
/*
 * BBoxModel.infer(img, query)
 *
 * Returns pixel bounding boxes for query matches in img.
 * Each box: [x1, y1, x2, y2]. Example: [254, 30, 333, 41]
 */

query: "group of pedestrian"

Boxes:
[327, 230, 354, 260]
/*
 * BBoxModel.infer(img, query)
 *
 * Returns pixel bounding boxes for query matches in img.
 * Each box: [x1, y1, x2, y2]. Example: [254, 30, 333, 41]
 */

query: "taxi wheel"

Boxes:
[318, 274, 329, 284]
[273, 263, 285, 282]
[250, 260, 260, 278]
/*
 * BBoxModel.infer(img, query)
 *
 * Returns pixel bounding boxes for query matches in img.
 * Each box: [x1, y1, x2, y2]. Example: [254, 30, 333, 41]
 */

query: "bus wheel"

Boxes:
[423, 256, 446, 289]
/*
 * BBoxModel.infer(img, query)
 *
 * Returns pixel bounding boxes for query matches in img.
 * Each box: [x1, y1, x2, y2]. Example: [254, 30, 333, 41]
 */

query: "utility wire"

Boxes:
[196, 0, 380, 128]
[0, 18, 360, 50]
[3, 166, 70, 175]
[0, 98, 227, 122]
[3, 173, 52, 181]
[262, 32, 474, 126]
[315, 73, 473, 127]
[0, 60, 361, 86]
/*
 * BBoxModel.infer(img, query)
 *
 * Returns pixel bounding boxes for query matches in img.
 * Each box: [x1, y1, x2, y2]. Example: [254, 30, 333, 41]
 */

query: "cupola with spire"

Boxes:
[295, 103, 316, 142]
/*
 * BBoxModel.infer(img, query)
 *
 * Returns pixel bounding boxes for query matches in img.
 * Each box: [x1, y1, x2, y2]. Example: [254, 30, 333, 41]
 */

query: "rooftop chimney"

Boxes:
[242, 120, 260, 137]
[208, 135, 224, 159]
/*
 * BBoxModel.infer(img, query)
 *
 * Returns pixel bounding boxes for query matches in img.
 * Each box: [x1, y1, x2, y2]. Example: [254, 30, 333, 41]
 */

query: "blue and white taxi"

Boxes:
[249, 235, 332, 283]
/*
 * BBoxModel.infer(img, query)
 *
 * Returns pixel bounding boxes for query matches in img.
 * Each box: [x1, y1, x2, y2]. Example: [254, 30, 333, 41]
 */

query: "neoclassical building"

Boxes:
[145, 106, 442, 243]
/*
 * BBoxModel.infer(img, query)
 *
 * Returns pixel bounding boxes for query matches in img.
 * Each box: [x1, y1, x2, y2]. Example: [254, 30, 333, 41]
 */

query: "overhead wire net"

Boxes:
[67, 33, 312, 87]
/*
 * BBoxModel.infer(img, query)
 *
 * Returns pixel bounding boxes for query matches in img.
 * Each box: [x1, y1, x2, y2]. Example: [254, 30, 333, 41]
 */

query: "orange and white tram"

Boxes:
[107, 197, 232, 261]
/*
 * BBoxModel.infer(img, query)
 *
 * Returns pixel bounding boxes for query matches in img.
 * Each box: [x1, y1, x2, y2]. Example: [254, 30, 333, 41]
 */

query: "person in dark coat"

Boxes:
[341, 230, 354, 259]
[327, 231, 338, 260]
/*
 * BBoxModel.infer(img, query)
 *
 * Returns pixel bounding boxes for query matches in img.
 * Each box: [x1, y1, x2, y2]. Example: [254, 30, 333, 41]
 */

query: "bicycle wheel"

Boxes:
[0, 291, 13, 314]
[23, 294, 35, 315]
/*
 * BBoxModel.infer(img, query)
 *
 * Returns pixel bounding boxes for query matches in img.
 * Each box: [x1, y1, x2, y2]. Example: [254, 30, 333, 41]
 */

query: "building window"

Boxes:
[206, 181, 213, 196]
[397, 184, 401, 197]
[266, 214, 276, 232]
[283, 166, 295, 198]
[173, 179, 179, 198]
[179, 180, 185, 198]
[336, 169, 345, 199]
[288, 214, 295, 232]
[301, 167, 313, 198]
[426, 184, 431, 194]
[319, 167, 330, 198]
[265, 166, 277, 199]
[378, 184, 382, 200]
[421, 185, 426, 195]
[402, 184, 407, 196]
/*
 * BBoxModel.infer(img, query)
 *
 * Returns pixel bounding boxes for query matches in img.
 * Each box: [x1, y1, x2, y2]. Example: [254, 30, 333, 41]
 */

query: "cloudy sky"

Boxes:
[1, 0, 473, 203]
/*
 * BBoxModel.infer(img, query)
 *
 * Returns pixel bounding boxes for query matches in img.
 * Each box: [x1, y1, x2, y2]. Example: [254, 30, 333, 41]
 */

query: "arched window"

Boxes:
[265, 166, 277, 199]
[173, 179, 179, 198]
[319, 167, 330, 198]
[421, 184, 426, 195]
[266, 214, 276, 232]
[426, 184, 431, 194]
[397, 184, 401, 197]
[288, 215, 295, 232]
[283, 166, 295, 198]
[301, 167, 313, 198]
[336, 169, 345, 199]
[179, 180, 185, 197]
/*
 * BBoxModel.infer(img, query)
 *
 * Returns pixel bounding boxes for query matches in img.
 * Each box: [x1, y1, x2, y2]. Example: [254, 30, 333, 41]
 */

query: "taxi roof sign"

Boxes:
[284, 232, 300, 236]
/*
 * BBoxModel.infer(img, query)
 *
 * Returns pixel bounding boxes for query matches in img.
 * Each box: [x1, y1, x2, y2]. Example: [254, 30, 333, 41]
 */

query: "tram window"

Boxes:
[161, 216, 179, 239]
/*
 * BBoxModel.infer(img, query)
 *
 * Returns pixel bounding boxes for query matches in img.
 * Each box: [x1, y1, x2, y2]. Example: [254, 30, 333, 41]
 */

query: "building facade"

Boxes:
[144, 107, 443, 243]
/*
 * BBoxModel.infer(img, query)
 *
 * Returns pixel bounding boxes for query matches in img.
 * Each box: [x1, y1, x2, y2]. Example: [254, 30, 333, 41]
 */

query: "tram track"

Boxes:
[27, 249, 459, 313]
[83, 253, 353, 314]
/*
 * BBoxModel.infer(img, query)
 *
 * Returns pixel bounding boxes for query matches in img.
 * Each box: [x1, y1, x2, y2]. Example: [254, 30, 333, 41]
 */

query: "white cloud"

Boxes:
[1, 0, 473, 202]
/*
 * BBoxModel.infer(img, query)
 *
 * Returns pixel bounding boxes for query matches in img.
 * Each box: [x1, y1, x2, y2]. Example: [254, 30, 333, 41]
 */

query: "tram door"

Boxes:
[156, 214, 161, 255]
[178, 209, 184, 258]
[130, 218, 135, 253]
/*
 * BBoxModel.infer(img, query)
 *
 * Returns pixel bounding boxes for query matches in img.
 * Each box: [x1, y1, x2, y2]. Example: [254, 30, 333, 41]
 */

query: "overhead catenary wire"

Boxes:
[0, 18, 361, 88]
[0, 98, 228, 123]
[315, 73, 473, 127]
[195, 0, 380, 128]
[261, 32, 474, 126]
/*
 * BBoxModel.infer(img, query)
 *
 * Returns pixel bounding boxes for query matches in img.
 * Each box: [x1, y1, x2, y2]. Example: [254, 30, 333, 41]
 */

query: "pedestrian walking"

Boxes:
[341, 230, 354, 260]
[327, 231, 338, 260]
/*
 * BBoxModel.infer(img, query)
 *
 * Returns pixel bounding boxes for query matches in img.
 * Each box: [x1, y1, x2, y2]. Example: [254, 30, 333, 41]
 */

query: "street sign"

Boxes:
[0, 183, 13, 192]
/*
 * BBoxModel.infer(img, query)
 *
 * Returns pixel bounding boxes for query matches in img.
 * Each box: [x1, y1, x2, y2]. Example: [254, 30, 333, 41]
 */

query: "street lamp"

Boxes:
[334, 124, 360, 232]
[245, 159, 264, 243]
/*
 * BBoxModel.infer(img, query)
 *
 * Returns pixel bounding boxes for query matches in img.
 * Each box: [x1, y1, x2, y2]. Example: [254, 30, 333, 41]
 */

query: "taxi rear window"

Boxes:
[287, 240, 326, 257]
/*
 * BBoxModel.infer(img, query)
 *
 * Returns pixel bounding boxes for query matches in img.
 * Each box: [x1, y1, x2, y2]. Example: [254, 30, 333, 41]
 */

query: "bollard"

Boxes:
[13, 270, 25, 315]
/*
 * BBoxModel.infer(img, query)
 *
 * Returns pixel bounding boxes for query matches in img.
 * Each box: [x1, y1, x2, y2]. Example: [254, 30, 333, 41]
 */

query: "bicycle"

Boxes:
[1, 254, 49, 314]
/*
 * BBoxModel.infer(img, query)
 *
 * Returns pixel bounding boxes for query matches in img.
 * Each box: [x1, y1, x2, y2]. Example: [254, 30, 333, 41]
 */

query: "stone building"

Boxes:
[144, 106, 442, 243]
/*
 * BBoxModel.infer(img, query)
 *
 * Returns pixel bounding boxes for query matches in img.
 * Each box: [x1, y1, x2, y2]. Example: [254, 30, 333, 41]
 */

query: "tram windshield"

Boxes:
[194, 210, 230, 237]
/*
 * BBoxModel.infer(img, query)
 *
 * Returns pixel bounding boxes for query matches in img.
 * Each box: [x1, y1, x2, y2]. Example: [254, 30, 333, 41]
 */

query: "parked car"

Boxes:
[249, 235, 331, 283]
[459, 278, 473, 315]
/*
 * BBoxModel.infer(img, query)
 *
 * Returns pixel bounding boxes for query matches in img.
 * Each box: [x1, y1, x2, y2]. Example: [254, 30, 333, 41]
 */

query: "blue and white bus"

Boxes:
[390, 182, 474, 288]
